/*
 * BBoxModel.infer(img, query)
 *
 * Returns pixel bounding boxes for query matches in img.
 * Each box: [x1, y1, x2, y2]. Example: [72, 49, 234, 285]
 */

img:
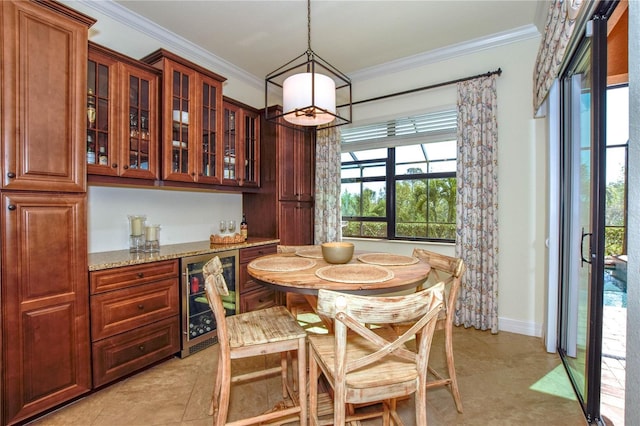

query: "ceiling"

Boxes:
[111, 0, 546, 82]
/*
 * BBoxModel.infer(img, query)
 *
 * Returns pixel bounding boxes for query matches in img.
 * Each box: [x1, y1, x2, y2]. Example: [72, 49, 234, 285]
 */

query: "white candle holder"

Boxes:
[144, 224, 161, 253]
[128, 214, 146, 253]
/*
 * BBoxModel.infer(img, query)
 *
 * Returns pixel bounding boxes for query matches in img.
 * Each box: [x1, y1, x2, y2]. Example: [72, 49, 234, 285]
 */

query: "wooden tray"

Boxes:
[315, 264, 394, 283]
[249, 257, 316, 272]
[357, 253, 419, 266]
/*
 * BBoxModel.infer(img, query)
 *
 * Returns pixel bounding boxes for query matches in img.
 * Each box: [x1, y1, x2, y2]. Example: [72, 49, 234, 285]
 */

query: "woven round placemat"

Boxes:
[357, 253, 419, 266]
[315, 264, 394, 283]
[295, 246, 323, 259]
[250, 257, 316, 272]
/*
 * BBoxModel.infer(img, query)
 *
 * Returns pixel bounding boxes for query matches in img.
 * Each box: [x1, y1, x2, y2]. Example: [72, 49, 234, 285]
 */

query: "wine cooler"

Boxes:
[180, 249, 239, 358]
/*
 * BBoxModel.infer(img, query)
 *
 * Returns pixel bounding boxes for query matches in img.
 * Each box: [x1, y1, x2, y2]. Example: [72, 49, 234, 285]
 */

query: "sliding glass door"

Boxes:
[558, 10, 609, 423]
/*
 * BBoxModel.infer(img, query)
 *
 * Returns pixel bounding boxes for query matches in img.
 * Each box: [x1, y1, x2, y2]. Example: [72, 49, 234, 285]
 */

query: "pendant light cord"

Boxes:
[307, 0, 311, 52]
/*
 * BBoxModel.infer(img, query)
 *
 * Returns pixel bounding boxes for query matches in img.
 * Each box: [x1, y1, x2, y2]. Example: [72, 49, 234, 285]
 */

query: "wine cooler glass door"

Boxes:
[180, 249, 238, 358]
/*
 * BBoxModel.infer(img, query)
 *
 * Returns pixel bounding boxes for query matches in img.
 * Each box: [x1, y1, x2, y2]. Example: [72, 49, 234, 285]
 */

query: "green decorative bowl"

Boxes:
[321, 242, 355, 264]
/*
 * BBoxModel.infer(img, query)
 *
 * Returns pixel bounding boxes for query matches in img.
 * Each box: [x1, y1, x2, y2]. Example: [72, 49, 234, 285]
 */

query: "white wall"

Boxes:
[69, 0, 547, 336]
[348, 38, 546, 337]
[88, 186, 241, 253]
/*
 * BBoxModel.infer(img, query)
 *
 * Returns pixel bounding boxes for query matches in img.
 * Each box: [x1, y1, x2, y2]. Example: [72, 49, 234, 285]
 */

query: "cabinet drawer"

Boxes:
[239, 265, 264, 294]
[239, 287, 277, 313]
[91, 278, 179, 340]
[92, 316, 180, 388]
[239, 244, 277, 263]
[90, 260, 179, 294]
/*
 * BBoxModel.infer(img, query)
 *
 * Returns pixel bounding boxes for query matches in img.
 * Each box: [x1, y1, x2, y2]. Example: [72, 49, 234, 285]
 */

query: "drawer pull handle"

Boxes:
[7, 172, 16, 179]
[7, 205, 16, 211]
[139, 345, 145, 352]
[138, 304, 144, 310]
[137, 272, 144, 278]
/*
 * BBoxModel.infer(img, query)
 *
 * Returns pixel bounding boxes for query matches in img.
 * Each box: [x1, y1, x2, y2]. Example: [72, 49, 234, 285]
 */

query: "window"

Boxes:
[340, 109, 457, 242]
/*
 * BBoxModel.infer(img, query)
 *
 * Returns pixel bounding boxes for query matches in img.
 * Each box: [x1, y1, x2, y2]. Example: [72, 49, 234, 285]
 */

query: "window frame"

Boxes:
[340, 109, 457, 243]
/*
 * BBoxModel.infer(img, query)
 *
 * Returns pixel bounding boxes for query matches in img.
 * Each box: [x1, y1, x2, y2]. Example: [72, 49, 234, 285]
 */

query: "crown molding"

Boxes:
[350, 24, 541, 81]
[79, 0, 540, 91]
[77, 0, 263, 89]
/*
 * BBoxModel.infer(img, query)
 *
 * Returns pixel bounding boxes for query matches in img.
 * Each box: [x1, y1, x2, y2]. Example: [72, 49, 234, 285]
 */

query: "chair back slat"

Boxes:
[316, 284, 442, 325]
[202, 257, 230, 354]
[412, 248, 465, 324]
[317, 283, 444, 377]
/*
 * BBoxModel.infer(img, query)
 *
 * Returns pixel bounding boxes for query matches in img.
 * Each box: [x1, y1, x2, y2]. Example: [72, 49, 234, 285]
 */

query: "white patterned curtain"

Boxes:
[314, 126, 342, 244]
[533, 0, 584, 112]
[455, 75, 499, 333]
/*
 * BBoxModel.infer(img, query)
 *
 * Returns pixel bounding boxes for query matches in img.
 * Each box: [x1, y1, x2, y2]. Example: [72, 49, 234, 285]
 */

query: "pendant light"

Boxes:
[265, 0, 351, 129]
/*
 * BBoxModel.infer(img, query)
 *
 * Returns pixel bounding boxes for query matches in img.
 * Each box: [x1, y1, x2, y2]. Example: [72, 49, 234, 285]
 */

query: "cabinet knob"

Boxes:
[138, 345, 145, 352]
[137, 272, 144, 278]
[123, 165, 129, 170]
[7, 172, 15, 179]
[112, 164, 118, 168]
[7, 205, 16, 211]
[137, 304, 144, 310]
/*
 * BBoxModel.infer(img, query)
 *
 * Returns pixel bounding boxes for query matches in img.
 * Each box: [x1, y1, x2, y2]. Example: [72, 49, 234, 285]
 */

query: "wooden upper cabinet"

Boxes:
[141, 49, 226, 184]
[240, 104, 260, 188]
[198, 74, 224, 184]
[223, 98, 260, 188]
[1, 0, 95, 192]
[278, 123, 315, 202]
[86, 43, 160, 180]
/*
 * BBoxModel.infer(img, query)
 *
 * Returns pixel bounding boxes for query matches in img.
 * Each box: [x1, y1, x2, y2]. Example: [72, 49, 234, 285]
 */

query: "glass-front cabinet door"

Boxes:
[87, 46, 117, 176]
[197, 76, 223, 184]
[241, 108, 260, 187]
[142, 49, 226, 184]
[223, 101, 240, 185]
[121, 64, 158, 179]
[222, 99, 260, 187]
[167, 63, 194, 181]
[87, 43, 159, 180]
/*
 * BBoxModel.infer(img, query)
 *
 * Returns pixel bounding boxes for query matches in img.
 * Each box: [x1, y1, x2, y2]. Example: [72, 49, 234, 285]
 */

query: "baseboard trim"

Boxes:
[499, 317, 542, 337]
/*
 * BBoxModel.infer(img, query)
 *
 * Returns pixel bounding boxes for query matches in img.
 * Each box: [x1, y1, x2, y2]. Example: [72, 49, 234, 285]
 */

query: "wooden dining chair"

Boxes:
[412, 248, 466, 413]
[202, 256, 308, 426]
[307, 283, 445, 425]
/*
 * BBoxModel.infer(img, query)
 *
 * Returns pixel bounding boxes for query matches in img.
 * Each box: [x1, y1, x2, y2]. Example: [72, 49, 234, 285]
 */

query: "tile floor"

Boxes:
[30, 327, 587, 426]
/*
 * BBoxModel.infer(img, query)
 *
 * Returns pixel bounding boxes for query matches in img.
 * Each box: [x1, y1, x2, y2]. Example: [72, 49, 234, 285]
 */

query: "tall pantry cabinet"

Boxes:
[243, 108, 315, 245]
[0, 1, 95, 424]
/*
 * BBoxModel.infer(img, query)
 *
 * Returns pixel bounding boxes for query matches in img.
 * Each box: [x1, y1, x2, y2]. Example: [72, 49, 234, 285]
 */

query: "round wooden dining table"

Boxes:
[247, 250, 431, 296]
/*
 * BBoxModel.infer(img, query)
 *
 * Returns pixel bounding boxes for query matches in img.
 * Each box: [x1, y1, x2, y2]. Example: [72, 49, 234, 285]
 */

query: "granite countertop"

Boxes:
[88, 237, 280, 271]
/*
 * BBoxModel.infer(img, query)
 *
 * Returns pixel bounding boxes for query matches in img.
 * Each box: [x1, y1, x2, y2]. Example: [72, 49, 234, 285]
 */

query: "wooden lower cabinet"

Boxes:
[278, 201, 314, 246]
[1, 193, 90, 425]
[238, 244, 280, 312]
[89, 260, 180, 388]
[92, 317, 180, 388]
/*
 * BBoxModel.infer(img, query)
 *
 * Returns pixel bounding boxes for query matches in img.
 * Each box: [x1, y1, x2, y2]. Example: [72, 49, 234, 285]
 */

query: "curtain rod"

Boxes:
[338, 67, 502, 108]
